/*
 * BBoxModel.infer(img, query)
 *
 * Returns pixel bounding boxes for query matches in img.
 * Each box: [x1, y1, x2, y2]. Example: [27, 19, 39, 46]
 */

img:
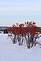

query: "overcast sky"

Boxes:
[0, 0, 41, 26]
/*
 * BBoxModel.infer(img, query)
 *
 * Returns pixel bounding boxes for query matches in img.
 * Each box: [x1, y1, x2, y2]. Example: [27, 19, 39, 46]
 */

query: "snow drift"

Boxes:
[0, 34, 41, 61]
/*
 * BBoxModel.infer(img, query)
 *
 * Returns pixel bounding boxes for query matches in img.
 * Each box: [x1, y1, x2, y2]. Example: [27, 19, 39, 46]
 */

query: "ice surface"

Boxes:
[0, 34, 41, 61]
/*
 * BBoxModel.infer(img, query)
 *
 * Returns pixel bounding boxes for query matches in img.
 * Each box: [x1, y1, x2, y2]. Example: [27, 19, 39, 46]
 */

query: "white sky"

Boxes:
[0, 0, 41, 26]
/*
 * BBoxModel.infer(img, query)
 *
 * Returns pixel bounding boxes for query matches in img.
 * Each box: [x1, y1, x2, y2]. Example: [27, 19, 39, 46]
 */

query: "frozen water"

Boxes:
[0, 34, 41, 61]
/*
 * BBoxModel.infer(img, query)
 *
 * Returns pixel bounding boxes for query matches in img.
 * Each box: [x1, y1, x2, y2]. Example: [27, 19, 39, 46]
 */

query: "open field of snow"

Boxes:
[0, 34, 41, 61]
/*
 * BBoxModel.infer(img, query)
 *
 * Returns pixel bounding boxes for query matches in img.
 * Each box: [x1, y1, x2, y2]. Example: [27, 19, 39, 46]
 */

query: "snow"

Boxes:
[0, 34, 41, 61]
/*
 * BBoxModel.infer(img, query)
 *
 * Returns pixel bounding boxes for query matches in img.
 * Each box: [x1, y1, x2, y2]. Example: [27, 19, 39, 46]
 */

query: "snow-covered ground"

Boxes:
[0, 34, 41, 61]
